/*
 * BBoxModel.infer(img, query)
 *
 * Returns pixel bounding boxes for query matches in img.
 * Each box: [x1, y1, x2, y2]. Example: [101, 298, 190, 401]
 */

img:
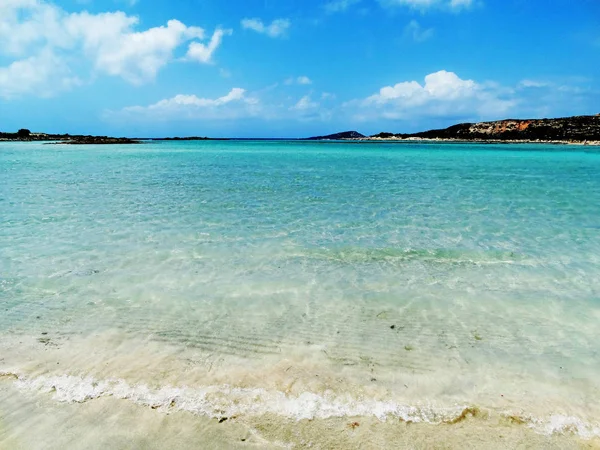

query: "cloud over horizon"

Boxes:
[108, 88, 261, 121]
[107, 70, 543, 134]
[349, 70, 515, 122]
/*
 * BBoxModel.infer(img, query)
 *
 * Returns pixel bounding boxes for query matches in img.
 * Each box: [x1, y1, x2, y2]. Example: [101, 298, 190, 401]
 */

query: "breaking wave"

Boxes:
[4, 371, 599, 439]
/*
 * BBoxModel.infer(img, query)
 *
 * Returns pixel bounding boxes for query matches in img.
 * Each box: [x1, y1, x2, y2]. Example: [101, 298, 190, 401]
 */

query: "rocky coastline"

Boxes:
[306, 115, 600, 145]
[51, 136, 142, 145]
[362, 136, 600, 146]
[3, 114, 600, 145]
[0, 130, 141, 144]
[366, 114, 600, 145]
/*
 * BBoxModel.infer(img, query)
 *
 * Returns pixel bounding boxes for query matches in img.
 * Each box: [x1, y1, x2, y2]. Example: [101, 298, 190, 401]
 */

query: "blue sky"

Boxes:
[1, 0, 599, 137]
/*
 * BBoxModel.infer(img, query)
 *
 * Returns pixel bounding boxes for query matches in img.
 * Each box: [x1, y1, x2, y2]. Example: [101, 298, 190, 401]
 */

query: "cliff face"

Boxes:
[375, 115, 600, 142]
[454, 115, 600, 141]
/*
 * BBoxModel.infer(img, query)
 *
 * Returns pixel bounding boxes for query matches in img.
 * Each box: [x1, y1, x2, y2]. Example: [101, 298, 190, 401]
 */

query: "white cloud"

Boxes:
[109, 86, 334, 125]
[379, 0, 473, 11]
[186, 28, 232, 64]
[366, 70, 475, 104]
[297, 76, 312, 85]
[106, 74, 597, 132]
[110, 88, 261, 120]
[352, 70, 515, 121]
[66, 16, 205, 84]
[518, 79, 551, 89]
[290, 95, 319, 111]
[324, 0, 362, 13]
[284, 76, 312, 85]
[404, 20, 434, 42]
[0, 49, 81, 98]
[241, 18, 290, 38]
[0, 0, 225, 97]
[147, 88, 246, 108]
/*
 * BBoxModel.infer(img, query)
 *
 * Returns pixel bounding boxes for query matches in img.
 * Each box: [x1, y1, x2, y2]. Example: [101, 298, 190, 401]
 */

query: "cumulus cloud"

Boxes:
[106, 72, 596, 132]
[379, 0, 473, 11]
[0, 0, 226, 97]
[108, 85, 335, 125]
[241, 18, 290, 38]
[404, 20, 434, 42]
[0, 49, 81, 98]
[186, 28, 233, 64]
[351, 70, 515, 121]
[66, 16, 206, 84]
[109, 88, 261, 120]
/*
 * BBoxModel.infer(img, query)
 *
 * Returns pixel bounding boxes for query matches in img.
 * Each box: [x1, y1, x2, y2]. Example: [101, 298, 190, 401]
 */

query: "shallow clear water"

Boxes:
[1, 141, 600, 447]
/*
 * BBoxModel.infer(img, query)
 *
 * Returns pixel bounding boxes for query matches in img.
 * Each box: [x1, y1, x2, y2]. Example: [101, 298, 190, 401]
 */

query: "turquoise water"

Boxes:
[1, 141, 600, 446]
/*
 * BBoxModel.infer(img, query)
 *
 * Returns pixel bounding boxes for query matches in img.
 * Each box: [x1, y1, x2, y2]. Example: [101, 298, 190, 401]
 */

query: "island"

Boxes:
[304, 131, 366, 140]
[0, 129, 141, 144]
[370, 114, 600, 144]
[305, 114, 600, 144]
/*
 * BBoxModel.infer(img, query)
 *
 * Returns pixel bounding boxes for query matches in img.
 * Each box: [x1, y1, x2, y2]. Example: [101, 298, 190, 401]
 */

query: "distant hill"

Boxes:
[372, 114, 600, 142]
[304, 131, 365, 140]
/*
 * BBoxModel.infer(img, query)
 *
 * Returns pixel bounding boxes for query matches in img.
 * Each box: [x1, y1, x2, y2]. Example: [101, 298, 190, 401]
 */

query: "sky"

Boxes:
[0, 0, 599, 138]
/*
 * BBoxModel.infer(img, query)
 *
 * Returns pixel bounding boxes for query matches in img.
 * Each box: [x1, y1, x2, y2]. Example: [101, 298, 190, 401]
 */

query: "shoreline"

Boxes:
[2, 332, 600, 448]
[346, 137, 600, 146]
[3, 137, 600, 146]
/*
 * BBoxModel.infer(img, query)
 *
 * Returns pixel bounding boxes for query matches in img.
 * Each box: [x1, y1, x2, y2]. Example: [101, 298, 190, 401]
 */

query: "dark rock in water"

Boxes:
[57, 136, 141, 145]
[304, 131, 366, 140]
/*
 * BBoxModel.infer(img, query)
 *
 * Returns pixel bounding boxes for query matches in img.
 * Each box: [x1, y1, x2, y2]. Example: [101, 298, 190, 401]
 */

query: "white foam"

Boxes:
[530, 414, 600, 439]
[11, 373, 465, 422]
[8, 372, 600, 439]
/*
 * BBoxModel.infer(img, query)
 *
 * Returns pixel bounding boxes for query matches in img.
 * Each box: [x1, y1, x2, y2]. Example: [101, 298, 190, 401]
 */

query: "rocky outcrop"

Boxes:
[305, 131, 366, 140]
[0, 132, 140, 144]
[55, 136, 141, 145]
[373, 115, 600, 142]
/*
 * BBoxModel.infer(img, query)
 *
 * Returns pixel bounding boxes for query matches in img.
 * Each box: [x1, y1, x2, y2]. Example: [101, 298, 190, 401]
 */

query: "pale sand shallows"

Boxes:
[2, 141, 600, 448]
[1, 386, 595, 450]
[1, 332, 600, 449]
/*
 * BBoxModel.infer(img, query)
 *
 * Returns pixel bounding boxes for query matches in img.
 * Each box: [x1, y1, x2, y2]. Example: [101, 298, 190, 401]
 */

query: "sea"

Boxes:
[1, 140, 599, 449]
